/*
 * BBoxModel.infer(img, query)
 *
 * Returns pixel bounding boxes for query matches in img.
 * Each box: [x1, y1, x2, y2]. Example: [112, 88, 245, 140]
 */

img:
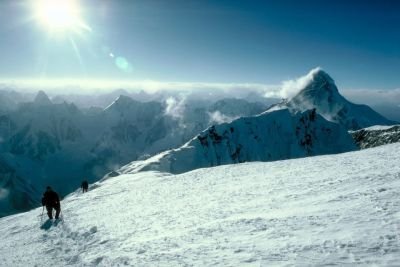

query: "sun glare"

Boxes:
[34, 0, 89, 33]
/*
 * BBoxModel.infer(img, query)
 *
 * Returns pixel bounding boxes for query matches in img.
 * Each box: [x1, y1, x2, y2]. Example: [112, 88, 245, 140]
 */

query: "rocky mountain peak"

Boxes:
[34, 90, 52, 106]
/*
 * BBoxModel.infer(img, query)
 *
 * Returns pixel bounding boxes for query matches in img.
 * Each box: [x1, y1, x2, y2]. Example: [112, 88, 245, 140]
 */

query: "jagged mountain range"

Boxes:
[0, 92, 269, 216]
[0, 68, 397, 217]
[116, 69, 396, 176]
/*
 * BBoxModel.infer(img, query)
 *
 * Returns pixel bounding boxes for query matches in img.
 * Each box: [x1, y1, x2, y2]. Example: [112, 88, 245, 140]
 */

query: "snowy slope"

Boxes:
[351, 125, 400, 149]
[269, 68, 395, 130]
[1, 143, 400, 266]
[119, 108, 356, 174]
[0, 92, 269, 216]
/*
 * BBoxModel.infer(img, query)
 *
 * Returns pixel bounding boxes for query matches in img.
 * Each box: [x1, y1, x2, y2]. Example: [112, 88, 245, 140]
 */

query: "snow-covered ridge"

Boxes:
[351, 125, 400, 149]
[361, 125, 398, 131]
[1, 143, 399, 266]
[269, 69, 396, 130]
[118, 108, 356, 175]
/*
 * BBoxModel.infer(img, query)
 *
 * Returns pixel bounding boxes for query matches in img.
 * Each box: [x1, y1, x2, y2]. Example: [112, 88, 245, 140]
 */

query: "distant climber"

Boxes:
[41, 186, 61, 220]
[81, 180, 89, 193]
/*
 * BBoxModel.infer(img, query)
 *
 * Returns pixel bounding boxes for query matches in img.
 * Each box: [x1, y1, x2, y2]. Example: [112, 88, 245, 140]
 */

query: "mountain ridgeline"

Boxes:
[116, 68, 396, 175]
[0, 69, 397, 217]
[119, 108, 356, 174]
[0, 92, 269, 216]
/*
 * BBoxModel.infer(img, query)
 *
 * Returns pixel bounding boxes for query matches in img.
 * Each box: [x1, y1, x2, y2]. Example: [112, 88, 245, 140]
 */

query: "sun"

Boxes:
[34, 0, 89, 33]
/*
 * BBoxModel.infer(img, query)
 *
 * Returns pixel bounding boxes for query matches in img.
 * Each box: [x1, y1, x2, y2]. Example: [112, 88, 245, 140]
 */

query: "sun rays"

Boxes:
[33, 0, 91, 34]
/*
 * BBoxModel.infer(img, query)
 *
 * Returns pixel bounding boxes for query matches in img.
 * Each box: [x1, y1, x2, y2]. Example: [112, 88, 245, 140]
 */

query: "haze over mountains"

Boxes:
[0, 68, 398, 217]
[0, 89, 271, 216]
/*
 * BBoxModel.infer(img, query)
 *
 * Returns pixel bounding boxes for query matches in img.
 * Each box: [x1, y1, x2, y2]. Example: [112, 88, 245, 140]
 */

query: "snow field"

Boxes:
[1, 143, 400, 266]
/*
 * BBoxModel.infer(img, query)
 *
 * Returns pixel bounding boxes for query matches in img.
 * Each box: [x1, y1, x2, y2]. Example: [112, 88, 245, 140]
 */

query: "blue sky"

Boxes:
[0, 0, 399, 89]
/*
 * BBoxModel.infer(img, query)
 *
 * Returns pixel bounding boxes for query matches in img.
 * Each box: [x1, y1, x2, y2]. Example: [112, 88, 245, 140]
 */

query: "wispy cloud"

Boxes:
[264, 67, 323, 99]
[2, 73, 399, 109]
[0, 79, 277, 95]
[164, 96, 186, 120]
[281, 67, 322, 98]
[208, 111, 239, 124]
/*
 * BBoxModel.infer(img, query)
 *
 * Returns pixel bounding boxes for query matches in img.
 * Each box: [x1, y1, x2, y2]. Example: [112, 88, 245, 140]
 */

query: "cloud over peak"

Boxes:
[280, 67, 325, 99]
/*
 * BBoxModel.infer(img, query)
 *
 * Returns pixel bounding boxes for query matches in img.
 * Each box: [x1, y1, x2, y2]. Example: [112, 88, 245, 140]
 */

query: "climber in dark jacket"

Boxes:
[81, 180, 89, 193]
[41, 186, 61, 220]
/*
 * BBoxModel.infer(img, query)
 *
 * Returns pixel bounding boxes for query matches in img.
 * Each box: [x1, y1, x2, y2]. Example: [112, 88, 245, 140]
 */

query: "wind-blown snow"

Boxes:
[280, 67, 323, 99]
[1, 143, 400, 266]
[270, 68, 395, 130]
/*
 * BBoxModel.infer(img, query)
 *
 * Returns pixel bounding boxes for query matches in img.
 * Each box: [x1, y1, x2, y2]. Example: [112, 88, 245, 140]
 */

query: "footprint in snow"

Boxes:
[137, 249, 146, 254]
[40, 220, 53, 230]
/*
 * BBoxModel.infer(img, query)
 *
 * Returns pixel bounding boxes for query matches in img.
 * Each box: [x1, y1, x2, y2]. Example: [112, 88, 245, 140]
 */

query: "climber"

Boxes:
[41, 186, 61, 220]
[81, 180, 89, 193]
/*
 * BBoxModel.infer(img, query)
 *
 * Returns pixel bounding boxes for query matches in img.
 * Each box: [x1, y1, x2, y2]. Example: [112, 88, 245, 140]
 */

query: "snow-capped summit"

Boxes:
[270, 68, 395, 130]
[33, 90, 52, 106]
[291, 68, 338, 102]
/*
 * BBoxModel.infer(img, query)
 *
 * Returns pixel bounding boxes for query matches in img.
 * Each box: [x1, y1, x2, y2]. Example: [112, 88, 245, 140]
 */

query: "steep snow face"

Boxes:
[4, 103, 83, 160]
[1, 143, 399, 266]
[119, 109, 356, 175]
[97, 96, 167, 157]
[351, 125, 400, 149]
[271, 69, 395, 130]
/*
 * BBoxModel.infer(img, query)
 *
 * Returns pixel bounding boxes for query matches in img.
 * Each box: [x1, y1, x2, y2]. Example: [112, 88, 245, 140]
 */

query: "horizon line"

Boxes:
[0, 78, 278, 92]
